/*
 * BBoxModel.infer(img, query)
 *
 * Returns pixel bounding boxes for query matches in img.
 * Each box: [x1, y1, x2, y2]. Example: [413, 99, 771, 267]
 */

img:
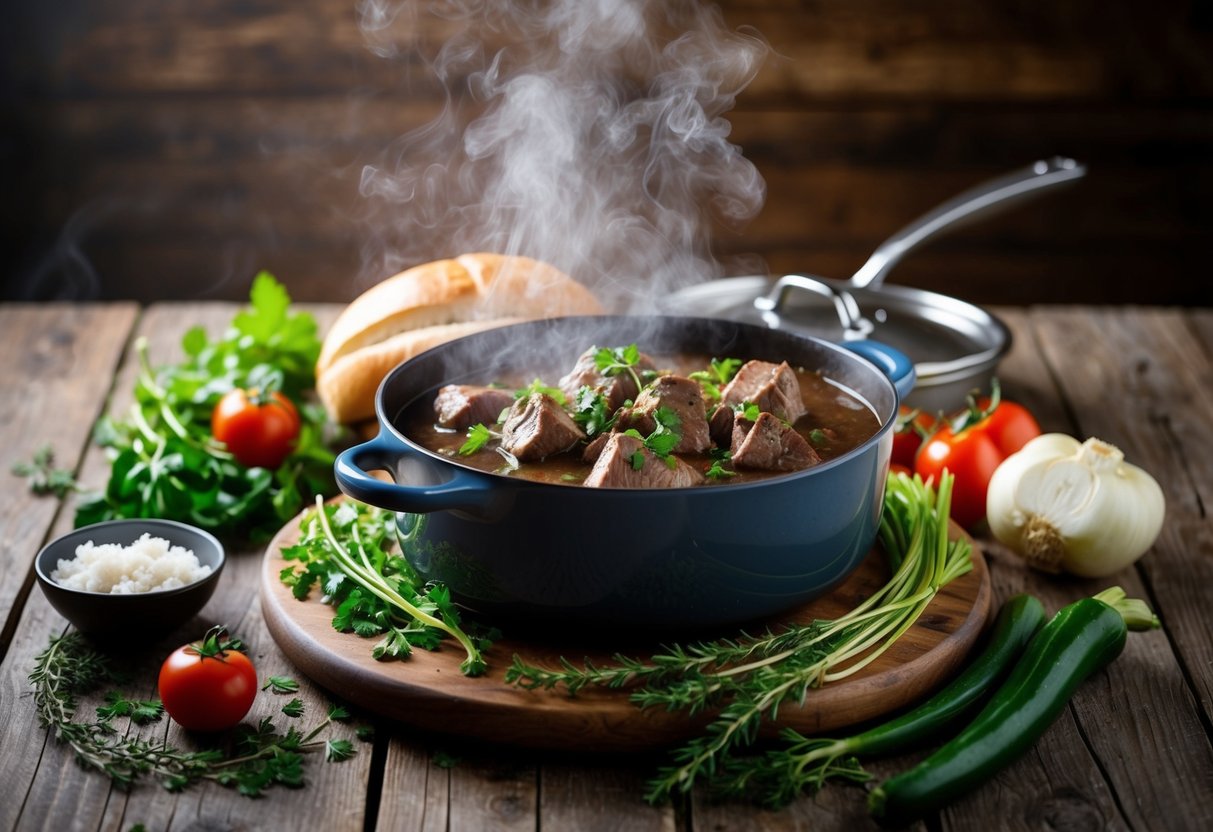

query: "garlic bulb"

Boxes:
[986, 434, 1165, 577]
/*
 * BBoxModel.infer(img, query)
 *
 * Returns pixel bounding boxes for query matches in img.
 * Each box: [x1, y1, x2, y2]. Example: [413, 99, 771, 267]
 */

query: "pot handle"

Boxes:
[335, 433, 493, 514]
[841, 340, 916, 402]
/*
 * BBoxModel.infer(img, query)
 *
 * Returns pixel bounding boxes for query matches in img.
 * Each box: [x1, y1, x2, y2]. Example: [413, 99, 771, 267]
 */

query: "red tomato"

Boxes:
[913, 388, 1041, 529]
[891, 406, 937, 468]
[211, 388, 301, 470]
[158, 627, 257, 732]
[889, 463, 914, 477]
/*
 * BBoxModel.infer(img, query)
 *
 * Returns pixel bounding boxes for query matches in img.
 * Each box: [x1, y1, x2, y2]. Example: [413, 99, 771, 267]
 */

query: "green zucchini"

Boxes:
[868, 586, 1159, 825]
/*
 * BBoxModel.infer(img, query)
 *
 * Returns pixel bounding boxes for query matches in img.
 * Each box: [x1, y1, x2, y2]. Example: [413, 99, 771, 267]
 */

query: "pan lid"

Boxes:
[664, 157, 1089, 406]
[665, 274, 1012, 398]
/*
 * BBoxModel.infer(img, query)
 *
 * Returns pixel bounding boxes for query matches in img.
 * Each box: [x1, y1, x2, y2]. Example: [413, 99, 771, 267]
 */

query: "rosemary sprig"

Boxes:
[30, 632, 356, 795]
[504, 471, 971, 803]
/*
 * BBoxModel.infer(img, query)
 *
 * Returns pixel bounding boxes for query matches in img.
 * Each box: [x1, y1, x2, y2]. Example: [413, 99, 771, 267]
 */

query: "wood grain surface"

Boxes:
[1, 302, 1211, 832]
[261, 504, 990, 751]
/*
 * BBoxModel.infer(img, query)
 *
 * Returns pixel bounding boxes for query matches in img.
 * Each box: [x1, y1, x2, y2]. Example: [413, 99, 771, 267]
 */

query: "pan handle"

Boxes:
[849, 157, 1087, 290]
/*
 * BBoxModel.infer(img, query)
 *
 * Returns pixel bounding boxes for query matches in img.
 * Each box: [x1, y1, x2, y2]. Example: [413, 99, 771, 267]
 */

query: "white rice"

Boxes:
[51, 533, 211, 594]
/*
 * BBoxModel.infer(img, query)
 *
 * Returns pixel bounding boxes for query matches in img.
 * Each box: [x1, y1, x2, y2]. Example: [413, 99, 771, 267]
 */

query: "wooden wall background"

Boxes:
[2, 0, 1210, 306]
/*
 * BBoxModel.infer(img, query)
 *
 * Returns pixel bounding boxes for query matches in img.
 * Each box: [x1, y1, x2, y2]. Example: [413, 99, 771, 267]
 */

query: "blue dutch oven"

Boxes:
[335, 315, 913, 632]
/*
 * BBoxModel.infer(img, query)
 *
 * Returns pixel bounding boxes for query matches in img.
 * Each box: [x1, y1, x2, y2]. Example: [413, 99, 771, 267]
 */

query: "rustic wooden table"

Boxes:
[1, 303, 1211, 832]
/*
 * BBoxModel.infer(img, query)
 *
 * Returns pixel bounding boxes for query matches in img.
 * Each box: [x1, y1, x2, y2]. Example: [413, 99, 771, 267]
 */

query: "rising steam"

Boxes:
[355, 0, 769, 311]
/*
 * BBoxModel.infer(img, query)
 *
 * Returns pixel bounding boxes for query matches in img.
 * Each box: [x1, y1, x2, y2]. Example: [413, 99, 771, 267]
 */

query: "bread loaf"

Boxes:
[317, 254, 602, 423]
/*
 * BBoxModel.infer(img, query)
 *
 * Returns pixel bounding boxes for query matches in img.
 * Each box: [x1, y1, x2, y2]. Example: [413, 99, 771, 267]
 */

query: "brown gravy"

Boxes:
[399, 351, 882, 487]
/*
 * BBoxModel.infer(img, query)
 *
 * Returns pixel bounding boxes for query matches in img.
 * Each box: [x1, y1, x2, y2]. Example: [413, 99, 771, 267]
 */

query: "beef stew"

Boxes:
[400, 344, 881, 488]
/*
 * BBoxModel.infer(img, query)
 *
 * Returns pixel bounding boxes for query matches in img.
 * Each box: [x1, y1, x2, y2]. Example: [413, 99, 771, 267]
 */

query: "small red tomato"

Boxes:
[891, 406, 937, 468]
[889, 463, 914, 477]
[158, 626, 257, 732]
[914, 383, 1041, 529]
[211, 388, 301, 470]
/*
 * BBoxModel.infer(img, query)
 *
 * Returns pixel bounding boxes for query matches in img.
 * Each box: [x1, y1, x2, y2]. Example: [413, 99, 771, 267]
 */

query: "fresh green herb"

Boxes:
[808, 429, 828, 447]
[572, 386, 617, 437]
[280, 498, 491, 676]
[689, 357, 742, 401]
[459, 423, 495, 456]
[11, 444, 79, 498]
[96, 691, 164, 725]
[514, 378, 566, 406]
[593, 344, 644, 392]
[74, 273, 338, 541]
[734, 401, 761, 421]
[505, 471, 972, 803]
[356, 725, 376, 742]
[282, 698, 305, 718]
[261, 675, 300, 694]
[705, 450, 736, 480]
[621, 407, 683, 470]
[30, 631, 356, 797]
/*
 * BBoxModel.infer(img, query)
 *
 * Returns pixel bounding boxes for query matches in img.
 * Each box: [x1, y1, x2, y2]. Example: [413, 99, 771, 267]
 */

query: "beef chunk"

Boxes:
[720, 360, 807, 424]
[708, 405, 735, 449]
[730, 412, 820, 472]
[500, 393, 586, 462]
[558, 347, 657, 413]
[433, 384, 515, 430]
[614, 375, 711, 454]
[583, 434, 704, 489]
[582, 432, 610, 463]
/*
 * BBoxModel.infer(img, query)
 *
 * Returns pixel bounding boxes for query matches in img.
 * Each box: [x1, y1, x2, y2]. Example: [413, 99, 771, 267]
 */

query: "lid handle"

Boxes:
[754, 274, 874, 340]
[849, 156, 1087, 290]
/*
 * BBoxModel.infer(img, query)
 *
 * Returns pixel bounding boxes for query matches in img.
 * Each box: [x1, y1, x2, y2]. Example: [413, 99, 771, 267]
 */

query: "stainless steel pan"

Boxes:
[667, 157, 1087, 411]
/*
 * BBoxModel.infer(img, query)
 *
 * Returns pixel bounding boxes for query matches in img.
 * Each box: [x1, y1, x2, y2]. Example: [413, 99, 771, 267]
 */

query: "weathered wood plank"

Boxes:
[1027, 308, 1213, 775]
[375, 740, 450, 832]
[0, 303, 138, 651]
[539, 759, 675, 832]
[10, 1, 1210, 101]
[6, 90, 1208, 306]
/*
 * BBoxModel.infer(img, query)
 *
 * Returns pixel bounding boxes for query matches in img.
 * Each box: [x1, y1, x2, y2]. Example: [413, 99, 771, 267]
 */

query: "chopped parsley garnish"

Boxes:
[514, 378, 566, 406]
[621, 407, 682, 470]
[809, 428, 829, 447]
[593, 344, 644, 392]
[689, 357, 742, 401]
[705, 449, 736, 480]
[572, 386, 616, 437]
[459, 424, 494, 456]
[734, 401, 761, 421]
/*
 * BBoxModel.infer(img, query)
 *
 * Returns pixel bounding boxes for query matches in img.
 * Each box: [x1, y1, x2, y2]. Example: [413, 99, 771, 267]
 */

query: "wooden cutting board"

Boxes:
[260, 504, 990, 752]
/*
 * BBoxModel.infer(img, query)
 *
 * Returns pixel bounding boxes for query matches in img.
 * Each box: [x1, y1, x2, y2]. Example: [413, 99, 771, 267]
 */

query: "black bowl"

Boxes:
[34, 519, 225, 641]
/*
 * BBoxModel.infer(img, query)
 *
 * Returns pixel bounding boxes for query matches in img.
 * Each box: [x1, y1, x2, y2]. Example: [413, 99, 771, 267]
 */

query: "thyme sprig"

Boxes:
[504, 471, 971, 803]
[30, 632, 355, 795]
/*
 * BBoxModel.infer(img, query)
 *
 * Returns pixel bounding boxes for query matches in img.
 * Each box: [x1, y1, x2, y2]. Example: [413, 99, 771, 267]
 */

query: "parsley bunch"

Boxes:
[76, 273, 338, 541]
[30, 631, 357, 797]
[280, 498, 494, 676]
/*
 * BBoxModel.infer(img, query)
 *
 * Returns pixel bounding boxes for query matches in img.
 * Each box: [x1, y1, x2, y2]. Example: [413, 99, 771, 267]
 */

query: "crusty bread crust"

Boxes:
[317, 319, 525, 424]
[317, 254, 601, 424]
